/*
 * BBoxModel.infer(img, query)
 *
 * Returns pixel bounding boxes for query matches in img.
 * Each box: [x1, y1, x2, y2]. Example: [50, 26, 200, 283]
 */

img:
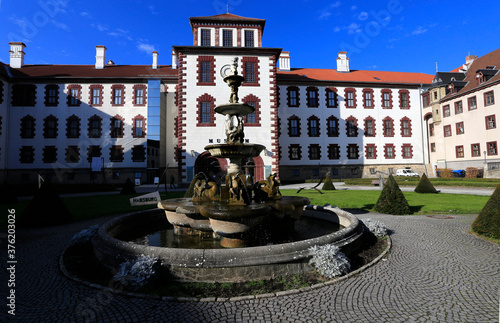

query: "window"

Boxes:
[363, 89, 373, 108]
[66, 115, 80, 138]
[89, 85, 103, 106]
[444, 125, 452, 137]
[456, 122, 465, 135]
[309, 144, 320, 160]
[346, 117, 358, 137]
[132, 145, 146, 162]
[456, 146, 464, 158]
[132, 115, 146, 138]
[66, 146, 80, 163]
[384, 144, 395, 159]
[287, 86, 300, 107]
[306, 87, 319, 107]
[242, 94, 261, 126]
[347, 144, 359, 159]
[383, 117, 394, 137]
[345, 88, 356, 108]
[422, 93, 430, 107]
[484, 91, 495, 106]
[402, 144, 413, 159]
[455, 101, 463, 114]
[471, 143, 481, 157]
[326, 88, 338, 107]
[201, 29, 211, 46]
[288, 116, 300, 137]
[401, 117, 411, 137]
[244, 30, 254, 47]
[20, 115, 35, 138]
[308, 116, 320, 137]
[241, 57, 259, 85]
[328, 144, 340, 159]
[43, 146, 57, 163]
[88, 115, 102, 138]
[87, 145, 101, 163]
[381, 89, 393, 108]
[43, 115, 58, 138]
[20, 146, 35, 164]
[12, 84, 36, 106]
[133, 85, 147, 106]
[197, 56, 215, 85]
[110, 115, 124, 138]
[289, 144, 301, 160]
[112, 85, 125, 106]
[67, 85, 81, 106]
[486, 115, 496, 130]
[429, 123, 435, 136]
[327, 116, 339, 137]
[364, 117, 376, 137]
[197, 93, 216, 126]
[443, 105, 451, 117]
[399, 90, 410, 109]
[468, 96, 477, 110]
[433, 91, 438, 100]
[487, 141, 498, 156]
[109, 145, 124, 162]
[431, 143, 436, 152]
[292, 169, 300, 177]
[365, 144, 377, 159]
[222, 29, 233, 47]
[44, 84, 59, 106]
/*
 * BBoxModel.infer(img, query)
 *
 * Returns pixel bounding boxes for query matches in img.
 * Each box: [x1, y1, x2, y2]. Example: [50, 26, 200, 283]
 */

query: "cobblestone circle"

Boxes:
[2, 210, 499, 322]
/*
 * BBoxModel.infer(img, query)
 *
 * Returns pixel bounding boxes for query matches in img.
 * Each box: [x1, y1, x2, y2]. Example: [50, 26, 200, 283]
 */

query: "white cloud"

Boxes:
[149, 5, 159, 15]
[347, 22, 362, 34]
[92, 23, 108, 32]
[51, 20, 69, 31]
[358, 12, 368, 21]
[351, 5, 357, 10]
[80, 11, 92, 18]
[412, 26, 428, 35]
[333, 26, 341, 32]
[318, 1, 341, 20]
[137, 42, 155, 54]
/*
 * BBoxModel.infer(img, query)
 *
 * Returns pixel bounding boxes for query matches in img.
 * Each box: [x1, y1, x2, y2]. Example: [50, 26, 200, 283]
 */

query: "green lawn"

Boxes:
[280, 189, 489, 215]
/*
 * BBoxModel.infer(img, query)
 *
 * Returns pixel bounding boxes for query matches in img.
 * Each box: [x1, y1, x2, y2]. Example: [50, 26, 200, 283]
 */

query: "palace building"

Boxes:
[0, 13, 441, 185]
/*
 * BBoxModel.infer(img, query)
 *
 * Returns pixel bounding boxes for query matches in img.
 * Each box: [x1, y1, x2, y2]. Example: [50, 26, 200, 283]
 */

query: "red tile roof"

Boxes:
[278, 68, 434, 85]
[5, 64, 178, 80]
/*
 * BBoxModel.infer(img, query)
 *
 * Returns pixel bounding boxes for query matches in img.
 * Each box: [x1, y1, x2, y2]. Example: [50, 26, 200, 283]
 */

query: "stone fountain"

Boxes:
[92, 57, 367, 283]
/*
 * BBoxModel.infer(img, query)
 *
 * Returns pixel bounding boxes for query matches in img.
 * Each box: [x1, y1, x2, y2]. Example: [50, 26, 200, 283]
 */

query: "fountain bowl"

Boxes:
[204, 143, 266, 159]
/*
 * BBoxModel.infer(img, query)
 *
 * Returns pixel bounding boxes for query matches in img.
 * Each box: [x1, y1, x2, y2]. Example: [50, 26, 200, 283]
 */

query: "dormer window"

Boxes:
[476, 72, 485, 85]
[222, 29, 233, 47]
[201, 29, 211, 46]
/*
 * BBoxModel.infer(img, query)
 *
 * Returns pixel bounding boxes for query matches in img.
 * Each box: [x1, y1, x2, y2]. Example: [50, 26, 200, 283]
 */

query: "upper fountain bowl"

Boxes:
[214, 103, 254, 117]
[204, 143, 265, 159]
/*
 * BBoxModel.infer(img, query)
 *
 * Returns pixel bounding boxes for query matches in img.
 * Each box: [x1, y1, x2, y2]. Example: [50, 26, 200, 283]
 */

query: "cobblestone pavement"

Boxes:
[3, 210, 499, 322]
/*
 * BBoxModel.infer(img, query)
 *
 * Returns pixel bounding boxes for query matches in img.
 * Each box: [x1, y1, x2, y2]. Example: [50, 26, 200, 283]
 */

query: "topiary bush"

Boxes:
[309, 244, 350, 278]
[471, 184, 500, 239]
[414, 173, 438, 194]
[437, 168, 454, 178]
[322, 173, 336, 190]
[466, 167, 483, 178]
[120, 178, 136, 195]
[374, 175, 412, 215]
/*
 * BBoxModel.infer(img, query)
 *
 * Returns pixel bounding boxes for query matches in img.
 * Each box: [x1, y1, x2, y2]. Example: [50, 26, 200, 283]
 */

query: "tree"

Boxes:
[472, 184, 500, 239]
[414, 173, 438, 193]
[374, 175, 412, 215]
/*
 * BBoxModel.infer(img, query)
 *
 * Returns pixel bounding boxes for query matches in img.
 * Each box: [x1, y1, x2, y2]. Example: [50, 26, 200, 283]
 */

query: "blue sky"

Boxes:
[1, 0, 499, 74]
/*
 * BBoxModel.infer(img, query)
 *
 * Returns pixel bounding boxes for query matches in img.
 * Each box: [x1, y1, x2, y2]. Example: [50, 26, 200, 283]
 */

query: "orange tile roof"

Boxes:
[278, 68, 434, 85]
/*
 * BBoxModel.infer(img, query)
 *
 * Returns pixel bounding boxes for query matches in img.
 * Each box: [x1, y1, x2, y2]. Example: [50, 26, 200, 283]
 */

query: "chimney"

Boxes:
[95, 45, 107, 69]
[279, 51, 291, 71]
[152, 51, 159, 69]
[9, 42, 26, 68]
[336, 51, 350, 73]
[171, 50, 177, 69]
[465, 54, 477, 65]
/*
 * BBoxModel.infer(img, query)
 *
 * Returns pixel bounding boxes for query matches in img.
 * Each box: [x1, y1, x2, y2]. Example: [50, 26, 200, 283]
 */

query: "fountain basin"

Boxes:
[92, 205, 366, 282]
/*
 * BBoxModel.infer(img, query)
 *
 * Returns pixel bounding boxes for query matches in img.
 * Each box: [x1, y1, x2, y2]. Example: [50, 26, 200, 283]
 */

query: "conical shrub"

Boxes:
[414, 173, 438, 193]
[471, 184, 500, 239]
[322, 173, 336, 190]
[374, 175, 412, 215]
[120, 178, 136, 195]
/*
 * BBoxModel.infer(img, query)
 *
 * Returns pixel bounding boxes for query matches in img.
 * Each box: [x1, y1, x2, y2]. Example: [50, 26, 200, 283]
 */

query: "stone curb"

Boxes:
[59, 235, 392, 302]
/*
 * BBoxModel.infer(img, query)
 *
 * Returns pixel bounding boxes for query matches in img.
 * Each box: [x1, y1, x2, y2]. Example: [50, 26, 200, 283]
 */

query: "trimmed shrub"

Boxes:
[309, 244, 350, 278]
[466, 167, 483, 178]
[322, 173, 336, 190]
[471, 184, 500, 239]
[437, 168, 454, 178]
[374, 175, 412, 215]
[18, 182, 73, 227]
[414, 173, 438, 194]
[120, 178, 136, 195]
